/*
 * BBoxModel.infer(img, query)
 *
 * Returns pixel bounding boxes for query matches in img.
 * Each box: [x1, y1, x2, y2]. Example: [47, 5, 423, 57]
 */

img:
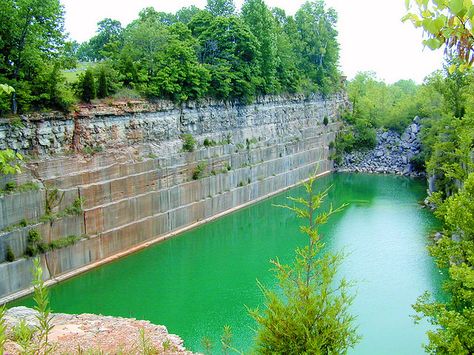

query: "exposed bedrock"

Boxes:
[0, 93, 349, 301]
[335, 117, 424, 177]
[3, 306, 193, 354]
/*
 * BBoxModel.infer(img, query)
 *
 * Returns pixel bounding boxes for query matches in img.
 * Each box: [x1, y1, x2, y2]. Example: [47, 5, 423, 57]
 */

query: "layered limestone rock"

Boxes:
[335, 117, 424, 177]
[0, 93, 347, 156]
[0, 93, 349, 301]
[3, 307, 192, 354]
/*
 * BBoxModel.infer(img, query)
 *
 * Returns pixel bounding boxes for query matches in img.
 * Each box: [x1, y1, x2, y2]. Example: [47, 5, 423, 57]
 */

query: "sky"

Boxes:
[60, 0, 445, 84]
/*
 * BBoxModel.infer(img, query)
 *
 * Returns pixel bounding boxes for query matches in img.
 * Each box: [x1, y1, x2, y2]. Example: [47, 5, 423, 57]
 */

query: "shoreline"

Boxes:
[1, 170, 331, 305]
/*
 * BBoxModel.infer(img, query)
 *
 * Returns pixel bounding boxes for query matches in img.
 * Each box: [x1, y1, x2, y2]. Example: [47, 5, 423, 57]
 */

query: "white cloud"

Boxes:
[60, 0, 444, 83]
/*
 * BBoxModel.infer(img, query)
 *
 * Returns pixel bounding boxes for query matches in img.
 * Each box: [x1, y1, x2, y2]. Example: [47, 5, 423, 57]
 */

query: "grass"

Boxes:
[1, 197, 84, 234]
[62, 62, 98, 84]
[0, 181, 40, 196]
[112, 87, 142, 101]
[192, 162, 207, 180]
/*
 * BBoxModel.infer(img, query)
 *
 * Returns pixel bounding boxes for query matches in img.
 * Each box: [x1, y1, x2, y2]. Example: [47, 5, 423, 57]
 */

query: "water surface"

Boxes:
[12, 173, 443, 354]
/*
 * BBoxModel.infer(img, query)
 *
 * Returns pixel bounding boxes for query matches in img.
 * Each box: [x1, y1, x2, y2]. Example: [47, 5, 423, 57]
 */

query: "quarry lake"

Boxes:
[11, 173, 444, 354]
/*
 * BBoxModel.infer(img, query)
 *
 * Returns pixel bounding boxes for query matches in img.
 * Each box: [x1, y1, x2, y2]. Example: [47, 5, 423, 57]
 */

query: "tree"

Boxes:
[120, 16, 210, 101]
[97, 68, 109, 99]
[176, 5, 201, 24]
[205, 0, 235, 17]
[0, 0, 66, 113]
[195, 16, 261, 101]
[120, 15, 169, 85]
[0, 83, 23, 175]
[413, 172, 474, 354]
[403, 0, 474, 70]
[429, 63, 471, 118]
[144, 23, 211, 101]
[79, 69, 95, 103]
[294, 1, 340, 94]
[77, 18, 123, 62]
[241, 0, 279, 93]
[138, 7, 177, 25]
[250, 175, 360, 354]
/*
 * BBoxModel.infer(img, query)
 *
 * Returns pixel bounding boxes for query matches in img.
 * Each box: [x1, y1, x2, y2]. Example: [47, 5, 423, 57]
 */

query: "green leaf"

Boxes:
[467, 5, 474, 21]
[0, 84, 14, 94]
[402, 13, 421, 23]
[433, 15, 446, 33]
[424, 37, 444, 49]
[449, 0, 465, 15]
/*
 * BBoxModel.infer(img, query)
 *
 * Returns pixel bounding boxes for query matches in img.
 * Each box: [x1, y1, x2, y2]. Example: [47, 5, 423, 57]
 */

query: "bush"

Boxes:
[249, 175, 359, 353]
[48, 235, 80, 250]
[182, 134, 196, 152]
[335, 131, 356, 154]
[97, 68, 109, 99]
[60, 197, 84, 217]
[79, 69, 95, 103]
[192, 162, 207, 180]
[83, 145, 103, 155]
[203, 138, 216, 148]
[410, 154, 426, 172]
[384, 116, 411, 134]
[323, 116, 329, 125]
[4, 181, 17, 192]
[353, 124, 377, 149]
[25, 229, 46, 257]
[5, 245, 15, 262]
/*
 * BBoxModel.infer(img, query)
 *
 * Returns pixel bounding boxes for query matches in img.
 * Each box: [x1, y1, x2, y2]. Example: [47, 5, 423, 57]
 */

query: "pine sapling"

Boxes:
[32, 258, 53, 354]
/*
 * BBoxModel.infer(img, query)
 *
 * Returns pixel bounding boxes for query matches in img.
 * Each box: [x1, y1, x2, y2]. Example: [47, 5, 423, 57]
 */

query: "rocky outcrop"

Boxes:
[0, 93, 347, 156]
[3, 306, 192, 354]
[335, 117, 424, 177]
[0, 93, 349, 301]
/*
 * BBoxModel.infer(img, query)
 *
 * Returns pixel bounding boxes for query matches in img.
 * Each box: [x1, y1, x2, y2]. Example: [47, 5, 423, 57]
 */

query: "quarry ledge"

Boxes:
[0, 169, 332, 305]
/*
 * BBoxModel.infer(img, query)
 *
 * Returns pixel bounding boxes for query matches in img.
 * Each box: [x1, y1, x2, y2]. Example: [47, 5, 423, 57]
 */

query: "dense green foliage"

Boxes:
[413, 173, 474, 354]
[77, 18, 123, 62]
[348, 72, 421, 132]
[336, 62, 474, 353]
[79, 69, 96, 103]
[250, 175, 359, 353]
[404, 3, 474, 352]
[0, 0, 75, 113]
[404, 0, 474, 71]
[1, 0, 342, 113]
[334, 72, 421, 156]
[418, 66, 473, 196]
[0, 148, 23, 176]
[410, 67, 474, 354]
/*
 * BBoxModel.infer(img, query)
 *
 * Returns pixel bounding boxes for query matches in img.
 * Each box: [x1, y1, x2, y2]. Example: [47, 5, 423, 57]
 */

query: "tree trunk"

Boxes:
[12, 91, 17, 114]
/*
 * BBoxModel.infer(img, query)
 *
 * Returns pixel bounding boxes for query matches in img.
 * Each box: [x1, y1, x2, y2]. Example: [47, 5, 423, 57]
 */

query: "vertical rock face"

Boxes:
[0, 93, 348, 156]
[0, 93, 349, 301]
[335, 117, 424, 177]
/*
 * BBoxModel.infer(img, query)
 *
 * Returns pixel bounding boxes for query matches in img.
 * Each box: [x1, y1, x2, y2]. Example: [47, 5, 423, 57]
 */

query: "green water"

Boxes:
[11, 173, 444, 354]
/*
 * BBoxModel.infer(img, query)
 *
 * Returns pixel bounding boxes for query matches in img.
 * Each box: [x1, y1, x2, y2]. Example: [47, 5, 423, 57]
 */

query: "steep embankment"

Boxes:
[335, 117, 423, 177]
[0, 93, 349, 301]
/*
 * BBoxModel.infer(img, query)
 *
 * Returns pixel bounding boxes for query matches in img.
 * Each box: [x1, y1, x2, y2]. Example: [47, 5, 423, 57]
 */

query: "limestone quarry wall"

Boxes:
[0, 93, 348, 301]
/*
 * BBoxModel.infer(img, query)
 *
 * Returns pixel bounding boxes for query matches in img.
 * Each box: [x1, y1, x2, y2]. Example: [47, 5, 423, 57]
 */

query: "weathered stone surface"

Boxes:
[0, 93, 347, 156]
[4, 307, 193, 354]
[0, 93, 349, 300]
[335, 117, 424, 177]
